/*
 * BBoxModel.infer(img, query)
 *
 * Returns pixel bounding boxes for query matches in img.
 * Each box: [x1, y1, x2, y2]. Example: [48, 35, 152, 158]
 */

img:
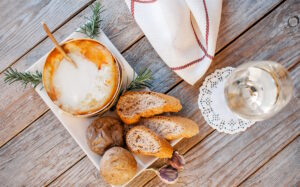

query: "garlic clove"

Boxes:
[157, 165, 178, 184]
[168, 151, 185, 170]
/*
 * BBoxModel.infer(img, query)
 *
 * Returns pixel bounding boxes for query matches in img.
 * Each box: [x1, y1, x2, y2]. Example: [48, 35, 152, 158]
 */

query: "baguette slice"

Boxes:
[139, 116, 199, 140]
[116, 91, 182, 124]
[126, 126, 173, 158]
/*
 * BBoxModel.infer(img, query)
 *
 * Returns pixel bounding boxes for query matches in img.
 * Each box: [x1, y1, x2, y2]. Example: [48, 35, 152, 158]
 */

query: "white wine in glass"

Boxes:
[224, 61, 293, 121]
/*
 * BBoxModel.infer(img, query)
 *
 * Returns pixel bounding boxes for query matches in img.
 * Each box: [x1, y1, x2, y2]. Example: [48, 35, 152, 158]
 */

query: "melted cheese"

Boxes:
[52, 52, 116, 114]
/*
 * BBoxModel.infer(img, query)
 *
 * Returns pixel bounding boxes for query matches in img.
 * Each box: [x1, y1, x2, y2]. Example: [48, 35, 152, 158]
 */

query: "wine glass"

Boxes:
[224, 61, 293, 121]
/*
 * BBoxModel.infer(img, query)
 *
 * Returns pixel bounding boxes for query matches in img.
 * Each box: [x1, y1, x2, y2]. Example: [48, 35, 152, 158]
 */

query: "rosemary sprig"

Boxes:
[4, 67, 42, 88]
[126, 69, 153, 91]
[110, 68, 153, 111]
[3, 67, 153, 91]
[77, 1, 104, 38]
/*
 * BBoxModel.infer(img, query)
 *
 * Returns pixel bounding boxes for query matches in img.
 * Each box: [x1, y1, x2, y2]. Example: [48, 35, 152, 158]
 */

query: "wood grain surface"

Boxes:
[49, 157, 110, 187]
[133, 0, 300, 185]
[0, 0, 299, 186]
[0, 0, 142, 148]
[0, 0, 94, 73]
[240, 136, 300, 187]
[216, 0, 283, 50]
[48, 0, 300, 185]
[0, 112, 84, 186]
[145, 100, 299, 186]
[50, 0, 297, 185]
[145, 63, 299, 186]
[0, 0, 285, 149]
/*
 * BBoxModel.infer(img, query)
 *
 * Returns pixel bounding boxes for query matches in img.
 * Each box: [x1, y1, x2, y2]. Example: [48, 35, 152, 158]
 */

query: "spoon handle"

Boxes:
[42, 22, 77, 68]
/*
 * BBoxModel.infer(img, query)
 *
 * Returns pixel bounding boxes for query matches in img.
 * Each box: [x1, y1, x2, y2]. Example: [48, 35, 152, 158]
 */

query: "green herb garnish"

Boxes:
[4, 67, 42, 88]
[109, 68, 154, 111]
[77, 1, 104, 38]
[4, 2, 153, 93]
[126, 69, 153, 91]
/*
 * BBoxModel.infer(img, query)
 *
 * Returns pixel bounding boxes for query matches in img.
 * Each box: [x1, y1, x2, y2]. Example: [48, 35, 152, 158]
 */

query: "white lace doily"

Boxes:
[198, 67, 255, 134]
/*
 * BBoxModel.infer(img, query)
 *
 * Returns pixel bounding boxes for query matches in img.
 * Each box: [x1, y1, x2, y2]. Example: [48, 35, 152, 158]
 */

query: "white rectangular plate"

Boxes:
[27, 30, 181, 186]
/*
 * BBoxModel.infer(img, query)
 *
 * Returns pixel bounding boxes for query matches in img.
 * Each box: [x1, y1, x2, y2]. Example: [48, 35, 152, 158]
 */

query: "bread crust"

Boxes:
[140, 116, 199, 140]
[116, 91, 182, 124]
[86, 116, 123, 155]
[99, 147, 137, 185]
[126, 126, 173, 158]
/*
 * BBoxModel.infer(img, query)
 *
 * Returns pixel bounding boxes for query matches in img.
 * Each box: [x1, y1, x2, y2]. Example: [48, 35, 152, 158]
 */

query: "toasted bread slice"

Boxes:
[139, 116, 199, 140]
[116, 91, 182, 124]
[126, 126, 173, 158]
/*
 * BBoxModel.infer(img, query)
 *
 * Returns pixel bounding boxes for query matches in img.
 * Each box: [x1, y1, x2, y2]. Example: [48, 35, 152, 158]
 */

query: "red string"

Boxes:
[171, 0, 213, 71]
[170, 55, 206, 71]
[135, 0, 156, 3]
[203, 0, 209, 47]
[130, 0, 213, 71]
[190, 13, 213, 60]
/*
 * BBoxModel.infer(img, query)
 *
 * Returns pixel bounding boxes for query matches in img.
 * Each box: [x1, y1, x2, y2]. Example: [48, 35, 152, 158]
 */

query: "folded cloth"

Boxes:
[124, 0, 222, 85]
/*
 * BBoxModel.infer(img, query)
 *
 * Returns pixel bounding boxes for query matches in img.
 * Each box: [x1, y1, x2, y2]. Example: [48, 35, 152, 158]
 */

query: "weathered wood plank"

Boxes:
[240, 137, 300, 187]
[292, 64, 300, 95]
[0, 34, 180, 187]
[0, 111, 85, 186]
[133, 0, 300, 185]
[0, 0, 284, 150]
[145, 97, 299, 186]
[48, 0, 300, 186]
[122, 37, 180, 93]
[216, 0, 282, 50]
[49, 157, 110, 187]
[140, 63, 299, 187]
[0, 0, 143, 148]
[0, 0, 284, 149]
[100, 0, 144, 50]
[49, 54, 300, 187]
[1, 0, 296, 186]
[48, 64, 300, 187]
[0, 0, 94, 73]
[0, 0, 146, 183]
[49, 70, 213, 186]
[195, 0, 300, 89]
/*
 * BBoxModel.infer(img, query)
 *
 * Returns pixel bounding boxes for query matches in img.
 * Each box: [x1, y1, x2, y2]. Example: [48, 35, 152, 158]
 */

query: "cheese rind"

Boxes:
[43, 39, 119, 115]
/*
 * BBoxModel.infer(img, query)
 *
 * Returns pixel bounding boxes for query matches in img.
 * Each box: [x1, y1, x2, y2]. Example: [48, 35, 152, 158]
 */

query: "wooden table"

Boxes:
[0, 0, 299, 186]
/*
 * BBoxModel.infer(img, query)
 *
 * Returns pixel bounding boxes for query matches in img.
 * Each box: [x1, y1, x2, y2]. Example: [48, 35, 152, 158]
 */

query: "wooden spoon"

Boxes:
[42, 22, 77, 68]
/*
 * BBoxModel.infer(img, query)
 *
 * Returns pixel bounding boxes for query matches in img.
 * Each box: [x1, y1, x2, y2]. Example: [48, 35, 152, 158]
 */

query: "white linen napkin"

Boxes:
[124, 0, 222, 85]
